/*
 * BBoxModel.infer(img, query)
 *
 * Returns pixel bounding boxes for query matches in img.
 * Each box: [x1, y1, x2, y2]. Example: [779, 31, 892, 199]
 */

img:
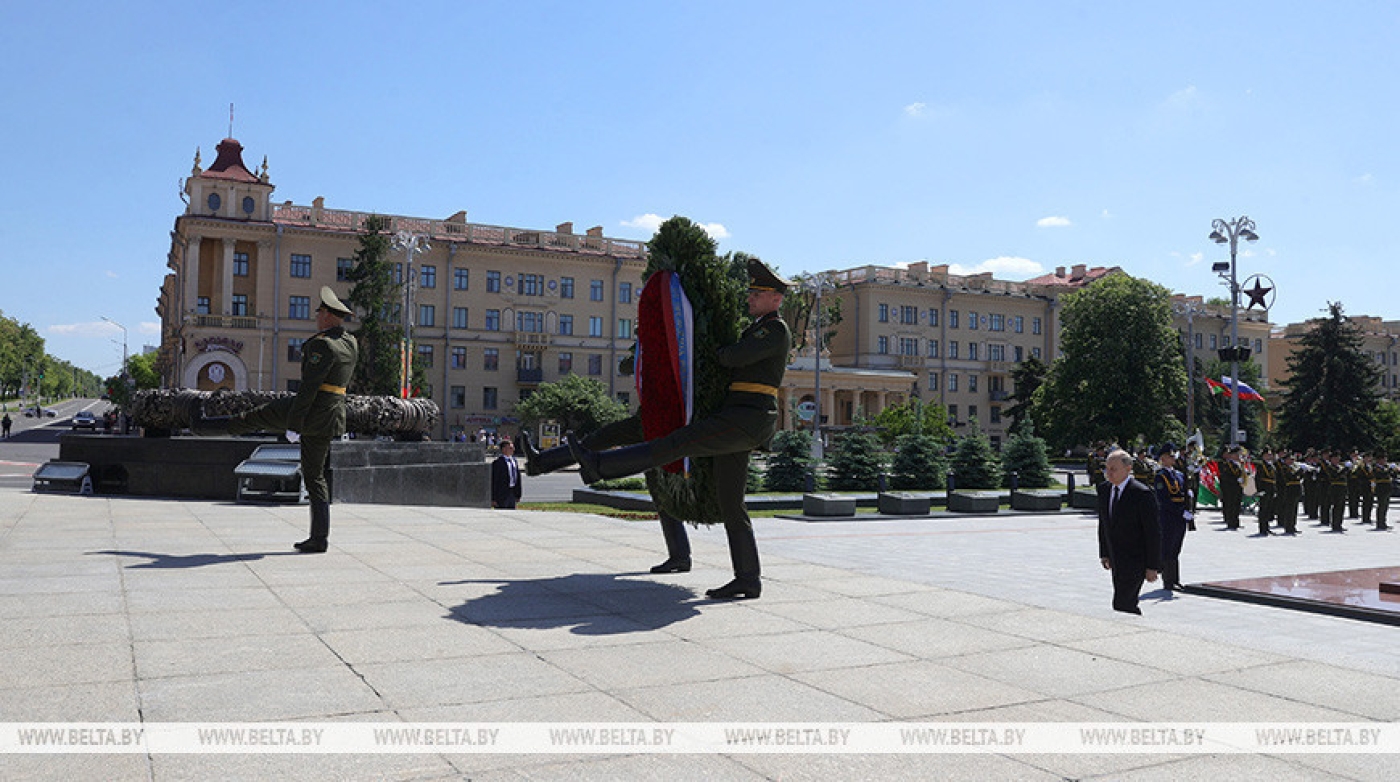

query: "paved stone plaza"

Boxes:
[1, 487, 1396, 780]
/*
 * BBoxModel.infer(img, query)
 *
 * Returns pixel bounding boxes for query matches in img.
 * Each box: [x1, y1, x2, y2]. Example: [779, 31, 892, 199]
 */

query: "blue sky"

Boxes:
[3, 1, 1397, 376]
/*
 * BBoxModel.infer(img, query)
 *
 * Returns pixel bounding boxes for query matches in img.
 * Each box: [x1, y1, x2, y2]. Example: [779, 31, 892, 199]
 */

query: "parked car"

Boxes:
[71, 411, 98, 430]
[24, 407, 56, 418]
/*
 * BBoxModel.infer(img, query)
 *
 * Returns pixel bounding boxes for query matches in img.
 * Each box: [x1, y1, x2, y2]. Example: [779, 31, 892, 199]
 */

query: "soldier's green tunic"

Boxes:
[229, 325, 359, 504]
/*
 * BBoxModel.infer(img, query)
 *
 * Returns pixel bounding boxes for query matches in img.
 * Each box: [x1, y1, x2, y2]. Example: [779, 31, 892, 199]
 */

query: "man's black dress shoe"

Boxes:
[705, 579, 761, 600]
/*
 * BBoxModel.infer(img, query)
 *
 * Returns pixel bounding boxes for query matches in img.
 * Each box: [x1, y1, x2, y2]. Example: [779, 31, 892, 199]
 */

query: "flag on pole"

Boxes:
[1205, 376, 1265, 402]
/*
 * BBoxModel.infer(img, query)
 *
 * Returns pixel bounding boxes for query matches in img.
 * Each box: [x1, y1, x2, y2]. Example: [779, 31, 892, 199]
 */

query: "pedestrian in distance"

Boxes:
[491, 439, 523, 509]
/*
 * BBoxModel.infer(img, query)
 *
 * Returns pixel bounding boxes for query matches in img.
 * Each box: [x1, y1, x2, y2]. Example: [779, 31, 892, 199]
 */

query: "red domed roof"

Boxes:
[201, 137, 259, 183]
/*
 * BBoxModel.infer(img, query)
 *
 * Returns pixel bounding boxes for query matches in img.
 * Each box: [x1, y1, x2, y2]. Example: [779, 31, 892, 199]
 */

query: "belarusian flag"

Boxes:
[1197, 459, 1220, 507]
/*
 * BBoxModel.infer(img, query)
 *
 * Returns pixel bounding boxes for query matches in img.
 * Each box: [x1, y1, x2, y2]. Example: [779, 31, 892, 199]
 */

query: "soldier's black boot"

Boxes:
[568, 435, 659, 484]
[295, 501, 330, 553]
[706, 522, 761, 600]
[649, 513, 692, 574]
[519, 431, 576, 477]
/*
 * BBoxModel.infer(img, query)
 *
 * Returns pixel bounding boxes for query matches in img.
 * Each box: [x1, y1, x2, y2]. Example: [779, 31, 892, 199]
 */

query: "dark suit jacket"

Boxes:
[1098, 478, 1162, 570]
[492, 455, 523, 507]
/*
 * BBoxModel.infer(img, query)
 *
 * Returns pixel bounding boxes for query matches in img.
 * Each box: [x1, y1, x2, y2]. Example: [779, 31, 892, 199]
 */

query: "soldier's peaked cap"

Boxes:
[319, 286, 353, 318]
[747, 258, 790, 294]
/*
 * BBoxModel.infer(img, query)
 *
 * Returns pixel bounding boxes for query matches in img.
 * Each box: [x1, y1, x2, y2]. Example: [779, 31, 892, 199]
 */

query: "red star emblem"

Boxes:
[1243, 279, 1272, 310]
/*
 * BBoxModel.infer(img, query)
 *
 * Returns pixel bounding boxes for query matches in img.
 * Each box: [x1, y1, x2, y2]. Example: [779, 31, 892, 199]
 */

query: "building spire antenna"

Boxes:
[228, 103, 234, 137]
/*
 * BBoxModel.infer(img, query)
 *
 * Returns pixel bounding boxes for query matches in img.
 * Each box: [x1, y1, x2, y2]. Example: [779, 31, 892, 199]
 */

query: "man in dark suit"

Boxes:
[1098, 448, 1161, 614]
[492, 439, 523, 509]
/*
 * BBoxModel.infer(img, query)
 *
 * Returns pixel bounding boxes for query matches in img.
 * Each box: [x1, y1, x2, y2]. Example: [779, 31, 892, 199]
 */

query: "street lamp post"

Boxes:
[807, 273, 835, 461]
[101, 316, 129, 379]
[393, 231, 430, 399]
[1208, 216, 1259, 448]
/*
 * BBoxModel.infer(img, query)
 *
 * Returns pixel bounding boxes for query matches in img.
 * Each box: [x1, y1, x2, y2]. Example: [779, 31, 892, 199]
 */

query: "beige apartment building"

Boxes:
[158, 137, 649, 439]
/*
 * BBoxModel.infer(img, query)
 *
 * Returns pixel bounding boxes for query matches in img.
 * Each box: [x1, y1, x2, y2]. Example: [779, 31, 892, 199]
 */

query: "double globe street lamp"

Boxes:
[1208, 216, 1260, 448]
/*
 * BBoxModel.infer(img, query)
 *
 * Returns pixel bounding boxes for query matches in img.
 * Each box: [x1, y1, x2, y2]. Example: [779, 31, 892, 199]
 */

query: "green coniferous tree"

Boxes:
[890, 433, 947, 490]
[765, 429, 814, 492]
[1277, 302, 1384, 452]
[1000, 424, 1053, 488]
[950, 416, 1003, 489]
[825, 428, 888, 491]
[345, 215, 402, 396]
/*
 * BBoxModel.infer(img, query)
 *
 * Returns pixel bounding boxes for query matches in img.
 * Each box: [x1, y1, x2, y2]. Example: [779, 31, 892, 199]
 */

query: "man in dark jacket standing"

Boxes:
[491, 439, 523, 509]
[1098, 448, 1161, 614]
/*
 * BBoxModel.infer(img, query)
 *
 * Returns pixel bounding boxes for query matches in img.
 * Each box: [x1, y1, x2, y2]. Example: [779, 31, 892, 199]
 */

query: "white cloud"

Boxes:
[138, 321, 161, 335]
[49, 320, 124, 338]
[1355, 173, 1375, 185]
[105, 270, 119, 279]
[948, 256, 1045, 278]
[904, 102, 927, 117]
[621, 213, 729, 240]
[1187, 252, 1204, 266]
[1101, 209, 1113, 220]
[1162, 85, 1199, 110]
[1036, 216, 1072, 228]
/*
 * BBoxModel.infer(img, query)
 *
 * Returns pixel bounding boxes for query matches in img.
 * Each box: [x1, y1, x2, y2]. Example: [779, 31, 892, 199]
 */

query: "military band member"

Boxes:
[1253, 448, 1278, 536]
[1353, 453, 1375, 524]
[1216, 446, 1245, 531]
[1323, 451, 1349, 532]
[1372, 458, 1393, 531]
[1302, 450, 1322, 520]
[1278, 452, 1303, 535]
[1347, 452, 1367, 520]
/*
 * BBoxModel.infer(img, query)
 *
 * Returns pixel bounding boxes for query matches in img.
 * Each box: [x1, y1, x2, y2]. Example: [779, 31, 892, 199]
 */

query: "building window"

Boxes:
[990, 314, 1004, 332]
[619, 281, 632, 304]
[949, 310, 960, 329]
[1032, 317, 1042, 335]
[949, 373, 958, 392]
[521, 273, 543, 296]
[988, 344, 1005, 361]
[948, 404, 958, 424]
[877, 336, 889, 355]
[452, 307, 468, 329]
[968, 342, 979, 361]
[420, 265, 436, 289]
[968, 404, 978, 422]
[968, 311, 980, 331]
[450, 386, 465, 409]
[990, 406, 1001, 424]
[417, 344, 433, 368]
[485, 309, 500, 331]
[1194, 333, 1203, 349]
[928, 308, 939, 327]
[453, 268, 469, 290]
[618, 319, 633, 340]
[486, 270, 501, 293]
[588, 354, 603, 375]
[899, 337, 918, 356]
[287, 253, 310, 278]
[1013, 316, 1023, 333]
[197, 296, 211, 315]
[558, 314, 574, 335]
[392, 263, 403, 285]
[1014, 345, 1024, 362]
[617, 392, 630, 405]
[589, 316, 603, 337]
[231, 294, 248, 316]
[287, 338, 305, 362]
[451, 346, 466, 369]
[928, 372, 939, 391]
[518, 311, 543, 333]
[484, 348, 499, 371]
[949, 341, 959, 359]
[1031, 347, 1042, 359]
[878, 303, 889, 323]
[234, 251, 251, 277]
[1209, 334, 1218, 349]
[590, 279, 604, 301]
[901, 305, 917, 325]
[560, 276, 574, 299]
[968, 375, 978, 393]
[483, 387, 498, 410]
[336, 258, 354, 282]
[289, 296, 311, 320]
[418, 305, 435, 327]
[928, 339, 939, 358]
[1254, 338, 1262, 353]
[558, 352, 573, 374]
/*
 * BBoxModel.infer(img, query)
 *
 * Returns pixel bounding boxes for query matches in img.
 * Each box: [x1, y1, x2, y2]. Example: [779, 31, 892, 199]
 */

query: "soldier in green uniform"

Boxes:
[1302, 450, 1321, 520]
[568, 258, 792, 600]
[1373, 456, 1393, 531]
[1352, 452, 1375, 524]
[1278, 452, 1303, 535]
[1322, 450, 1349, 533]
[193, 287, 359, 553]
[1216, 446, 1245, 531]
[1252, 447, 1278, 536]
